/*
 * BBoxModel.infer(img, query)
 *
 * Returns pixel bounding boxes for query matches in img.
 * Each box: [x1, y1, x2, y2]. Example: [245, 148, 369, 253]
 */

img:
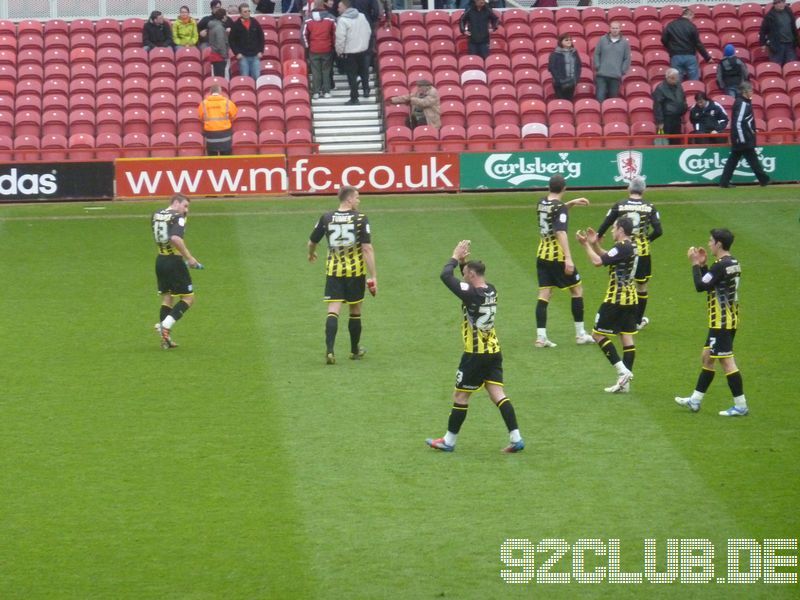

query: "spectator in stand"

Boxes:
[207, 7, 231, 77]
[689, 92, 729, 145]
[228, 4, 241, 18]
[336, 0, 372, 105]
[593, 22, 631, 103]
[303, 0, 336, 99]
[143, 11, 175, 51]
[661, 8, 713, 81]
[255, 0, 277, 13]
[389, 79, 441, 129]
[198, 84, 238, 155]
[548, 34, 582, 101]
[173, 6, 199, 47]
[229, 2, 265, 80]
[199, 1, 233, 46]
[653, 68, 688, 145]
[459, 0, 498, 60]
[760, 0, 799, 66]
[352, 0, 382, 60]
[716, 44, 749, 98]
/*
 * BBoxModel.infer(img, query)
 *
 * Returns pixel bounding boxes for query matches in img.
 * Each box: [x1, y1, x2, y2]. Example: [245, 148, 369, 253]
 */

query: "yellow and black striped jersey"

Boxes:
[693, 255, 740, 330]
[601, 239, 638, 306]
[309, 210, 371, 277]
[597, 198, 663, 257]
[152, 208, 186, 256]
[441, 258, 501, 354]
[536, 197, 568, 262]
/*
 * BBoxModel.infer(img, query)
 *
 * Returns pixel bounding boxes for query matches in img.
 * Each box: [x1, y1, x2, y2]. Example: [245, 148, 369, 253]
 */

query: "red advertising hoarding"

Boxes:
[114, 153, 460, 198]
[115, 155, 288, 198]
[287, 153, 460, 194]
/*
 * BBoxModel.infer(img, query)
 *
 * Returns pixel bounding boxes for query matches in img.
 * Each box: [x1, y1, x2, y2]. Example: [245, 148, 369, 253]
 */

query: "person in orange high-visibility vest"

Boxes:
[197, 84, 238, 155]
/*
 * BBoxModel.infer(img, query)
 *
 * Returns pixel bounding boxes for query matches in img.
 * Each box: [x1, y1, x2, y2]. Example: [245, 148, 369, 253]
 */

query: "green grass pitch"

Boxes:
[1, 186, 798, 599]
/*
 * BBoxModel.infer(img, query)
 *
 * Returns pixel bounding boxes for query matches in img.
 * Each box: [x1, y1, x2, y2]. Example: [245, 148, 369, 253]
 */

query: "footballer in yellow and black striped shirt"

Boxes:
[308, 186, 377, 364]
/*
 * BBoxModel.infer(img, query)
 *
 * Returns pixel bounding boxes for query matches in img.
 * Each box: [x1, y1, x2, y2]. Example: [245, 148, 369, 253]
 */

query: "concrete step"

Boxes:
[318, 141, 385, 153]
[314, 133, 384, 143]
[315, 120, 382, 130]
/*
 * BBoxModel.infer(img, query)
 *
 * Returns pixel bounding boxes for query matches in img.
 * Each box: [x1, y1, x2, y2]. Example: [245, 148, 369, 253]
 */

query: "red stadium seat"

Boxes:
[0, 133, 11, 160]
[574, 99, 601, 125]
[576, 122, 604, 148]
[433, 69, 459, 87]
[491, 83, 518, 102]
[412, 126, 439, 152]
[258, 105, 285, 132]
[386, 125, 412, 152]
[151, 108, 178, 135]
[738, 3, 765, 18]
[95, 109, 123, 136]
[440, 100, 466, 128]
[123, 108, 150, 135]
[629, 97, 655, 123]
[758, 77, 787, 95]
[493, 99, 520, 126]
[231, 89, 257, 110]
[16, 93, 41, 112]
[15, 110, 42, 136]
[150, 132, 177, 157]
[494, 124, 522, 150]
[68, 109, 95, 135]
[67, 133, 95, 160]
[257, 130, 285, 154]
[764, 93, 792, 119]
[95, 133, 123, 160]
[466, 124, 493, 151]
[0, 108, 12, 137]
[549, 122, 577, 149]
[285, 128, 314, 156]
[14, 134, 40, 161]
[465, 100, 492, 126]
[463, 83, 490, 103]
[630, 121, 657, 146]
[42, 109, 69, 136]
[439, 124, 466, 152]
[603, 122, 631, 148]
[122, 132, 149, 158]
[547, 99, 575, 125]
[41, 134, 69, 161]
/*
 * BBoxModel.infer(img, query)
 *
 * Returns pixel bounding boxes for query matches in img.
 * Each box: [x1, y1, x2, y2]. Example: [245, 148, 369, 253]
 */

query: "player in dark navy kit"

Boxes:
[308, 186, 377, 364]
[534, 175, 594, 348]
[576, 217, 638, 393]
[676, 228, 749, 416]
[152, 194, 203, 349]
[427, 240, 524, 453]
[596, 175, 662, 331]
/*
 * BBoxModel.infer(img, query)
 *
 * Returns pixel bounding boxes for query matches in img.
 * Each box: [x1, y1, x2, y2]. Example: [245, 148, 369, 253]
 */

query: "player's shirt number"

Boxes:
[152, 220, 170, 244]
[328, 223, 356, 248]
[476, 305, 497, 331]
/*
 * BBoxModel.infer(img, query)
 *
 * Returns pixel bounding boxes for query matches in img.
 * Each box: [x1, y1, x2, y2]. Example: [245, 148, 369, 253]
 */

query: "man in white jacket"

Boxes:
[336, 0, 372, 105]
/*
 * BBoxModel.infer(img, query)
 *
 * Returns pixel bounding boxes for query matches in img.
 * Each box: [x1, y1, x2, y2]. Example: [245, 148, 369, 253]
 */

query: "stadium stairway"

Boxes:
[311, 69, 383, 153]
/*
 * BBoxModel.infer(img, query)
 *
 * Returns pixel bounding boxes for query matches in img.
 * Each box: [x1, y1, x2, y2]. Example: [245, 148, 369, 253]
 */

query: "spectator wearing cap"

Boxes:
[459, 0, 499, 60]
[389, 79, 441, 128]
[716, 44, 749, 98]
[548, 33, 582, 101]
[760, 0, 799, 66]
[661, 8, 713, 81]
[689, 92, 729, 145]
[143, 11, 175, 51]
[653, 68, 688, 145]
[593, 21, 631, 102]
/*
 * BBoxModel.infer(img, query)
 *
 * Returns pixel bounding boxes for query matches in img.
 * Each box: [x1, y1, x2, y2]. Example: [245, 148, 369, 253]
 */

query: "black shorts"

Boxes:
[635, 255, 652, 283]
[455, 352, 504, 392]
[705, 328, 736, 358]
[324, 275, 365, 304]
[537, 258, 582, 289]
[593, 302, 638, 336]
[156, 255, 193, 296]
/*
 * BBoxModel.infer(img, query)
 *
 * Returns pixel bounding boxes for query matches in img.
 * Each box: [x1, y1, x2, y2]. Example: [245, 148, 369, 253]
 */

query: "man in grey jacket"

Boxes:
[593, 22, 631, 103]
[336, 0, 372, 105]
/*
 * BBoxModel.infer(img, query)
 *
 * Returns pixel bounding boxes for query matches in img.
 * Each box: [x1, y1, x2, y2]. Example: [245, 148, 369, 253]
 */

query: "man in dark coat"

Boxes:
[759, 0, 799, 65]
[719, 83, 770, 188]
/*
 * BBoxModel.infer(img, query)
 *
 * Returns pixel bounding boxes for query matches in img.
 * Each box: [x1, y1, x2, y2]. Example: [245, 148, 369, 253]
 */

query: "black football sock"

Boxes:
[169, 300, 190, 321]
[726, 370, 744, 397]
[636, 292, 648, 324]
[497, 397, 519, 432]
[325, 313, 338, 354]
[622, 345, 636, 371]
[571, 296, 584, 322]
[696, 367, 715, 393]
[160, 304, 171, 321]
[447, 402, 468, 434]
[598, 337, 621, 365]
[348, 316, 362, 354]
[536, 299, 548, 328]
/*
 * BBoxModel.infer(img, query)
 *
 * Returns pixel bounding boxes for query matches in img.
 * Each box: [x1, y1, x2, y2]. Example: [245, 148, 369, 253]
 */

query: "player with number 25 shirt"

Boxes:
[426, 240, 525, 454]
[308, 186, 377, 365]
